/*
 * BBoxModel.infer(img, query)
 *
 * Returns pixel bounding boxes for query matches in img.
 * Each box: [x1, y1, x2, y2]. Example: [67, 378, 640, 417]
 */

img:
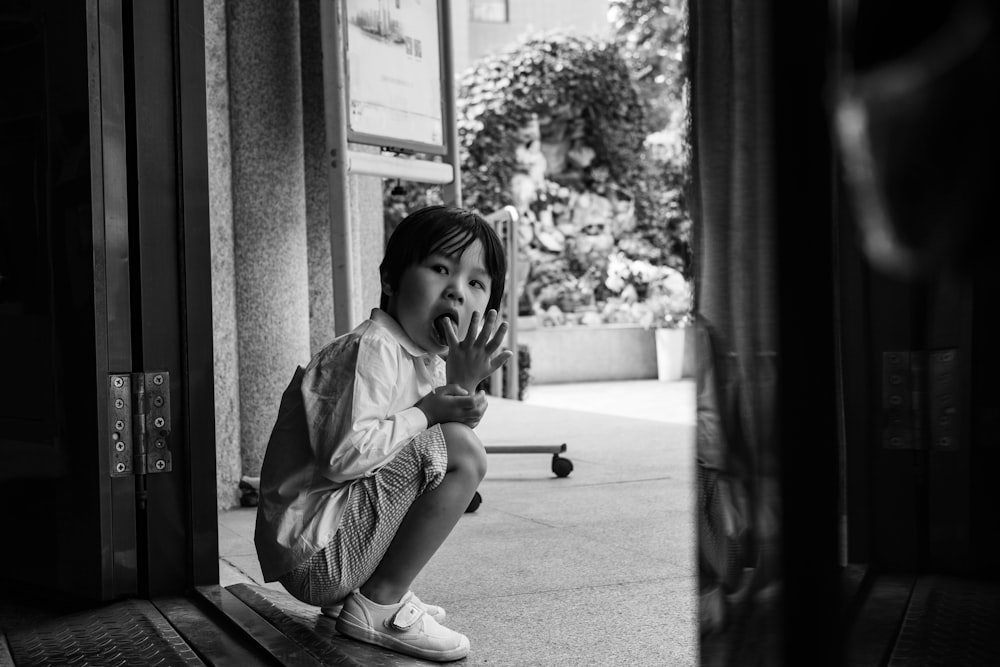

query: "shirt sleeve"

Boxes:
[302, 333, 429, 483]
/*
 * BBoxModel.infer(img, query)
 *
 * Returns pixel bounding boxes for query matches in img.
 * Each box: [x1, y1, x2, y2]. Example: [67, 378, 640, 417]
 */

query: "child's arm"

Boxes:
[305, 337, 471, 482]
[440, 309, 513, 395]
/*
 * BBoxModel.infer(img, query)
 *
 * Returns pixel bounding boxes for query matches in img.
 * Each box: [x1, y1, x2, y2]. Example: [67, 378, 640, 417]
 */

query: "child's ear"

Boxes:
[380, 273, 393, 297]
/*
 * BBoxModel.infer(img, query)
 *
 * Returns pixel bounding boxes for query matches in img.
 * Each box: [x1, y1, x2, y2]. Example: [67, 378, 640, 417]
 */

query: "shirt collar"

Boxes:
[370, 308, 436, 359]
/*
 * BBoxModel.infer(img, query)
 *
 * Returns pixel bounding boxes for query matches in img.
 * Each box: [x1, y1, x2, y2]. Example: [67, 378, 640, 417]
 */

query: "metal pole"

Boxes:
[320, 0, 355, 336]
[504, 207, 519, 399]
[441, 0, 461, 206]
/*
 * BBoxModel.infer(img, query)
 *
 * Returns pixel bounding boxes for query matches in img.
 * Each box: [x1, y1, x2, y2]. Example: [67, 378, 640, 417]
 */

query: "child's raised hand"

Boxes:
[442, 310, 513, 393]
[416, 384, 488, 428]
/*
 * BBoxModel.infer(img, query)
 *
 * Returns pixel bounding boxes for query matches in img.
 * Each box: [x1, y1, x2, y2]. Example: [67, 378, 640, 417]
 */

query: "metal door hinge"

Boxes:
[882, 350, 958, 451]
[109, 372, 172, 477]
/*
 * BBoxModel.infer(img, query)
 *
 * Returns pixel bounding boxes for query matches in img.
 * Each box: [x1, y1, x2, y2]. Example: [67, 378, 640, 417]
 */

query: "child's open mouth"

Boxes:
[433, 314, 457, 346]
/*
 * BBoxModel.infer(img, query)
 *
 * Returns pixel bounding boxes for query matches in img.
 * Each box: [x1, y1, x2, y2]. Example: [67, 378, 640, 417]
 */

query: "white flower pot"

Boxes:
[655, 327, 686, 382]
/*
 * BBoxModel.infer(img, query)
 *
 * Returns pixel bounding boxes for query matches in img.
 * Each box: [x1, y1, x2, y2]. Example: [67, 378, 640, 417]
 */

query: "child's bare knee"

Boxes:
[440, 422, 487, 479]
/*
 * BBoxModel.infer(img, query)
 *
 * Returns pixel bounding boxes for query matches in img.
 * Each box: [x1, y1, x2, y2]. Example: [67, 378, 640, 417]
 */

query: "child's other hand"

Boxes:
[416, 384, 487, 428]
[463, 390, 489, 429]
[443, 310, 514, 393]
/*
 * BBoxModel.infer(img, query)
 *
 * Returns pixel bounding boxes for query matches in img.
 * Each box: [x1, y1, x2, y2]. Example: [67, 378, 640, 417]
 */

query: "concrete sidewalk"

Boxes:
[218, 380, 697, 665]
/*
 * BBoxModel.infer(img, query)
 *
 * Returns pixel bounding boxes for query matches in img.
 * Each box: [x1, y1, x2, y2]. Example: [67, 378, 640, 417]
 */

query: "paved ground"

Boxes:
[219, 379, 697, 665]
[523, 378, 696, 424]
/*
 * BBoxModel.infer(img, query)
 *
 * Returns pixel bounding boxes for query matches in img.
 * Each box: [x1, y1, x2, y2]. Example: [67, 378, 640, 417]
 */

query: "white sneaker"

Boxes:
[335, 591, 469, 662]
[321, 590, 445, 622]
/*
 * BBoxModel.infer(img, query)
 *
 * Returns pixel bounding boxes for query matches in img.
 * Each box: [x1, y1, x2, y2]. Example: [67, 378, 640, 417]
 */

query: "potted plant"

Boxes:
[602, 253, 692, 380]
[646, 281, 694, 382]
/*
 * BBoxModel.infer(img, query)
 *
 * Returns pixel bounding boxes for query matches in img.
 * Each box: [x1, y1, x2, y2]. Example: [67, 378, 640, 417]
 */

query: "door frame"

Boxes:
[86, 0, 217, 599]
[87, 0, 140, 600]
[119, 0, 218, 596]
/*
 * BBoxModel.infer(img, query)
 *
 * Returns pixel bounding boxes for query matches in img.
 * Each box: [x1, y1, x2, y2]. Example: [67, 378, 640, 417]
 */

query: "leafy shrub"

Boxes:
[383, 25, 692, 323]
[457, 31, 648, 216]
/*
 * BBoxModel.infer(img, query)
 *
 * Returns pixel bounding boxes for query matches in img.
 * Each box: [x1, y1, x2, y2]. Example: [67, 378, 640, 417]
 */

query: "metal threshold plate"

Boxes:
[889, 575, 1000, 665]
[4, 598, 202, 665]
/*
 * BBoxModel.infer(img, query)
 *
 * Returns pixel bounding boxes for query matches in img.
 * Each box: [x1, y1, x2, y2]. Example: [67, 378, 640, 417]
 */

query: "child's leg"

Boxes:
[360, 421, 486, 605]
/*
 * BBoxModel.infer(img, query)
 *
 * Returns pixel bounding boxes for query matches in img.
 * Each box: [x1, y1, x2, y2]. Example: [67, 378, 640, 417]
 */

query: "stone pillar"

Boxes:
[228, 0, 311, 476]
[204, 0, 242, 508]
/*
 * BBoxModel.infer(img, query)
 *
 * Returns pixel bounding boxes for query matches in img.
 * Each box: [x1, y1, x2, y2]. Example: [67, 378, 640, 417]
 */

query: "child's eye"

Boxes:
[431, 265, 448, 275]
[470, 280, 486, 290]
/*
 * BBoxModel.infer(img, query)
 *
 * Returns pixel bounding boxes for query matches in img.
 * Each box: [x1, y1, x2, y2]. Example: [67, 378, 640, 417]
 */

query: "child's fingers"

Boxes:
[470, 390, 488, 413]
[442, 317, 460, 347]
[464, 311, 481, 344]
[488, 349, 514, 374]
[435, 383, 469, 396]
[485, 321, 509, 354]
[451, 395, 479, 411]
[475, 310, 498, 347]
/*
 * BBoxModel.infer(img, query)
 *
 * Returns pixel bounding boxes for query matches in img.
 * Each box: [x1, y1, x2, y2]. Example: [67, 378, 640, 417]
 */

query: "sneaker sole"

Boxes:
[336, 609, 470, 662]
[323, 604, 445, 624]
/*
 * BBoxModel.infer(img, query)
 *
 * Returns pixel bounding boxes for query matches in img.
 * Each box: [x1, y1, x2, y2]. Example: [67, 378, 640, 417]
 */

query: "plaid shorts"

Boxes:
[279, 425, 448, 607]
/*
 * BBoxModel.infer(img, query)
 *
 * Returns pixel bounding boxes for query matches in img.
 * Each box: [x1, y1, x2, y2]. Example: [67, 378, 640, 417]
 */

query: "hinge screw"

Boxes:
[116, 463, 126, 473]
[115, 420, 125, 430]
[155, 460, 166, 471]
[155, 439, 165, 449]
[153, 374, 164, 385]
[154, 417, 165, 428]
[113, 377, 124, 388]
[114, 398, 125, 409]
[116, 442, 125, 452]
[153, 396, 164, 408]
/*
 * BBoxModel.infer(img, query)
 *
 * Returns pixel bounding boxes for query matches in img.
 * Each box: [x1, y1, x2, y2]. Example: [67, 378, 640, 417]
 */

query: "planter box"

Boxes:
[516, 321, 693, 384]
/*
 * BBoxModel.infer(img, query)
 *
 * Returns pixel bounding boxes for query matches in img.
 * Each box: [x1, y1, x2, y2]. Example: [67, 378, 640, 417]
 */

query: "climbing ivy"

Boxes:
[383, 27, 692, 288]
[456, 31, 649, 216]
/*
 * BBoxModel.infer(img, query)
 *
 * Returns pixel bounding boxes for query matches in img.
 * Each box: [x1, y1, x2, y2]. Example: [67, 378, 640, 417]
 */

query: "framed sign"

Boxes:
[343, 0, 447, 154]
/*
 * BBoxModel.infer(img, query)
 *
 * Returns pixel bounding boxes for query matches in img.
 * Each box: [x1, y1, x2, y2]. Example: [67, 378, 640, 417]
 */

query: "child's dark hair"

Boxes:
[380, 205, 506, 313]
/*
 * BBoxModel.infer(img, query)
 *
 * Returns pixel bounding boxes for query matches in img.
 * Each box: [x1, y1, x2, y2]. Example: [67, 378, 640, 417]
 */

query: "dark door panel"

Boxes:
[1, 0, 216, 603]
[0, 0, 138, 601]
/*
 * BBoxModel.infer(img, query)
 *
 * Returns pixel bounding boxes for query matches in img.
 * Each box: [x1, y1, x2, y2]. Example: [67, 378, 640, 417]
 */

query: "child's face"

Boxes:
[383, 239, 493, 355]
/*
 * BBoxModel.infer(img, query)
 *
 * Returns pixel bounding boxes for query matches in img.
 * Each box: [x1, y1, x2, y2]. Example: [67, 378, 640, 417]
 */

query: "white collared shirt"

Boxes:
[254, 309, 446, 581]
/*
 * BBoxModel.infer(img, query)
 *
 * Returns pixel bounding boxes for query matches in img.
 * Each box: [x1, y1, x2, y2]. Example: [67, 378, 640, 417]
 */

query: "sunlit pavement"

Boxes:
[524, 378, 696, 425]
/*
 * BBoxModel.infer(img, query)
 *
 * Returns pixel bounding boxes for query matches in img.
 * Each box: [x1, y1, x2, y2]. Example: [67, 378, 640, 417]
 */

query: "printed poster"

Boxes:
[345, 0, 444, 151]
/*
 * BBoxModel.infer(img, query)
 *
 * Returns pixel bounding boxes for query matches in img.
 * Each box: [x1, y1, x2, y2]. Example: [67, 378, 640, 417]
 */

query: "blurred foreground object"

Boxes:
[834, 0, 999, 280]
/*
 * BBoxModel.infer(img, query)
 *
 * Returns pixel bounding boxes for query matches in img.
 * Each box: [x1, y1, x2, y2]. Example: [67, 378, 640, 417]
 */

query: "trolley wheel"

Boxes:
[465, 490, 482, 513]
[552, 454, 574, 478]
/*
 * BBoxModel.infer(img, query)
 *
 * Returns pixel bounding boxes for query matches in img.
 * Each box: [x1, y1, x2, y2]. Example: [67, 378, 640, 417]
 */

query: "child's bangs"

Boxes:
[427, 225, 476, 259]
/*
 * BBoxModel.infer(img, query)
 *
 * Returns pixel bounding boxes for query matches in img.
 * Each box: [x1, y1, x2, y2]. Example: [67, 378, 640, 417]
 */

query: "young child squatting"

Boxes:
[254, 205, 512, 662]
